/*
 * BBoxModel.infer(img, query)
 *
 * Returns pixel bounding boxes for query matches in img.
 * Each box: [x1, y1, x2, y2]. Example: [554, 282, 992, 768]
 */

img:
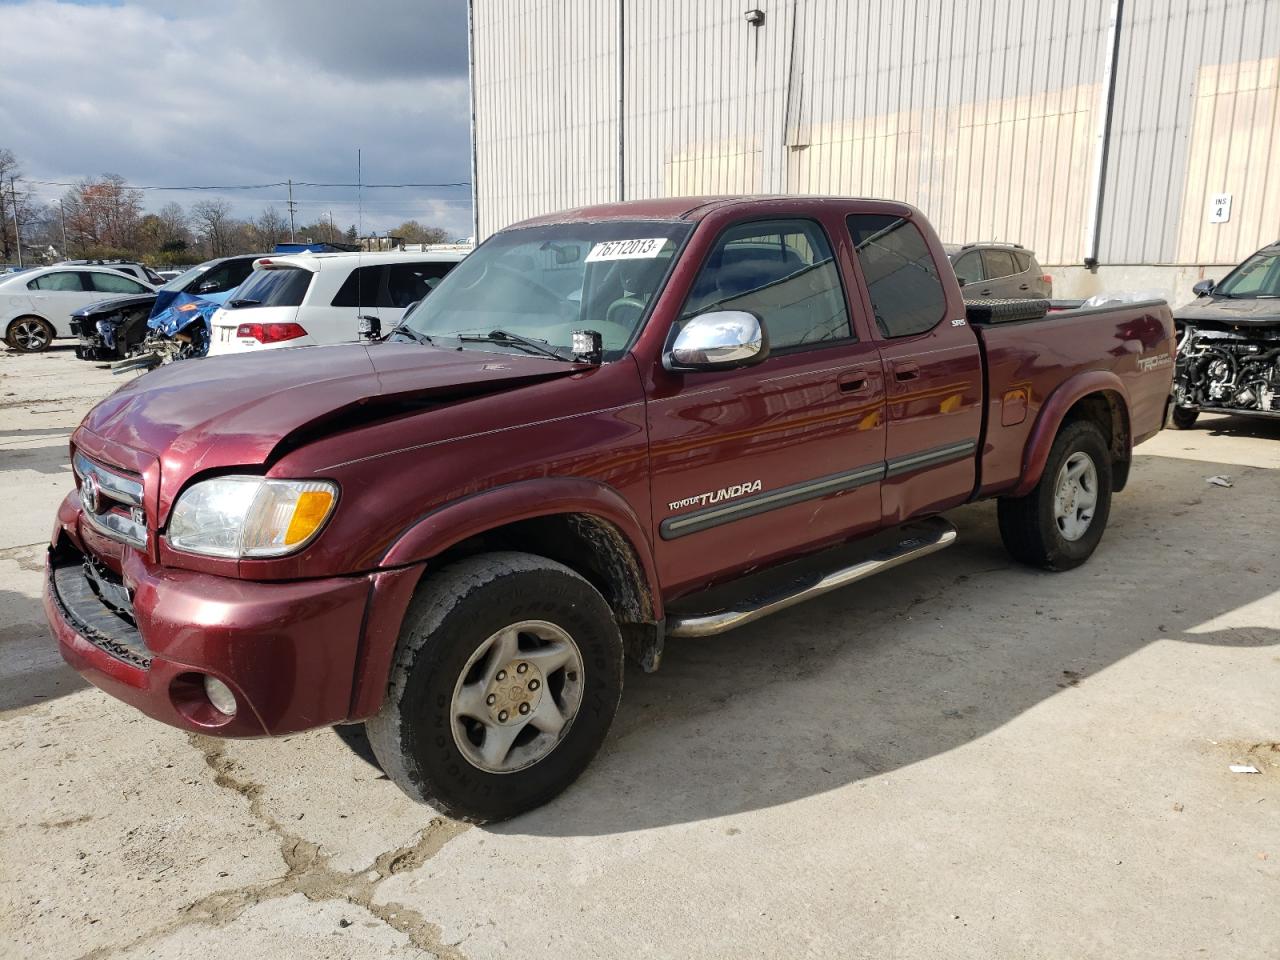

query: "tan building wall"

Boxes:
[471, 0, 1280, 302]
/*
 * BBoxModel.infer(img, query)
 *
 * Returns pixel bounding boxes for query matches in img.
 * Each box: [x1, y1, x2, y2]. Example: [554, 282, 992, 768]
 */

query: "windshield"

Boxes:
[224, 267, 312, 308]
[1215, 251, 1280, 298]
[400, 220, 692, 359]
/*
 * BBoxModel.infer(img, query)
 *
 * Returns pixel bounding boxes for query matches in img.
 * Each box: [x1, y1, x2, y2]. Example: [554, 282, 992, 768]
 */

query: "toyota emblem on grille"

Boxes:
[81, 473, 102, 514]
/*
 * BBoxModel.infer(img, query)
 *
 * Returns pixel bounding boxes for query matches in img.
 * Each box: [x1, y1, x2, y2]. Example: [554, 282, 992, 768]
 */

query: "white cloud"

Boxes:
[0, 0, 474, 236]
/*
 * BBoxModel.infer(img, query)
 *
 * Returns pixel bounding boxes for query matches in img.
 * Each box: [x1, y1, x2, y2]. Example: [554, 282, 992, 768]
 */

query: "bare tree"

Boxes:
[190, 198, 233, 257]
[0, 149, 37, 262]
[61, 174, 145, 255]
[251, 206, 289, 250]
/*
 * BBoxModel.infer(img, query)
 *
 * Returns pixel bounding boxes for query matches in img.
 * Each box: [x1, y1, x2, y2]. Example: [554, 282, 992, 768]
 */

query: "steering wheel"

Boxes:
[606, 296, 647, 329]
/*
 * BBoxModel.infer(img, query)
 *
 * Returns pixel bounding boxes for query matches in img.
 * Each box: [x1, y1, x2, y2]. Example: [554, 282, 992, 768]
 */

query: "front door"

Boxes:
[646, 217, 887, 597]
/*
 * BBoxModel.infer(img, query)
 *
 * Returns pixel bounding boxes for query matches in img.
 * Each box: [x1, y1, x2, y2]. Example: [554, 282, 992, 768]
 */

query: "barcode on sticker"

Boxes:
[585, 238, 668, 262]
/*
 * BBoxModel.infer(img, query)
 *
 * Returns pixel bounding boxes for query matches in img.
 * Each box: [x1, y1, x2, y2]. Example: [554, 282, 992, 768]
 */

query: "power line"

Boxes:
[24, 178, 470, 191]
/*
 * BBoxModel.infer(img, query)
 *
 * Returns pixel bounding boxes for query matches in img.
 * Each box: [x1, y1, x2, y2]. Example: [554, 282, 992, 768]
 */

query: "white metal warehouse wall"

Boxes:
[471, 0, 1280, 272]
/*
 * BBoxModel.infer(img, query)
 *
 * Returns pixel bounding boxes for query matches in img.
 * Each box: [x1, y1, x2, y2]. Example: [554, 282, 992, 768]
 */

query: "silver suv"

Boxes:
[945, 243, 1051, 300]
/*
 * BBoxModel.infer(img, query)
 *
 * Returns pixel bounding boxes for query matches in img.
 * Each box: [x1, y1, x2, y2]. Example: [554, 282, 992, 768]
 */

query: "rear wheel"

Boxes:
[998, 420, 1113, 571]
[1169, 406, 1200, 430]
[366, 552, 624, 823]
[6, 316, 54, 353]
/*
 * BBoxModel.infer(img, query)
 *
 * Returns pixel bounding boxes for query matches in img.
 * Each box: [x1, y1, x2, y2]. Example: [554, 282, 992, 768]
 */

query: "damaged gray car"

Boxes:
[1171, 240, 1280, 429]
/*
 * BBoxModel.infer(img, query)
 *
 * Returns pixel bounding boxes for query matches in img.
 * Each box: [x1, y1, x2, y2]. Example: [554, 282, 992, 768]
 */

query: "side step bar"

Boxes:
[666, 516, 958, 638]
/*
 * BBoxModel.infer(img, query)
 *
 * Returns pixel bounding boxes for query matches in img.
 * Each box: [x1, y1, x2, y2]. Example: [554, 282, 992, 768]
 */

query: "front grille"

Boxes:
[73, 453, 147, 549]
[49, 557, 151, 669]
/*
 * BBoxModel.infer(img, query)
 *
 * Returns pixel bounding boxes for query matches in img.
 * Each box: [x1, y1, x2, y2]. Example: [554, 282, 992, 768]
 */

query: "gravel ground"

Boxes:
[1, 345, 1276, 960]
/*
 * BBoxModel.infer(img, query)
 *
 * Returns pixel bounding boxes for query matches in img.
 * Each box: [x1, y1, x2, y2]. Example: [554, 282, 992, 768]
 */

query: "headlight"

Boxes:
[167, 476, 337, 558]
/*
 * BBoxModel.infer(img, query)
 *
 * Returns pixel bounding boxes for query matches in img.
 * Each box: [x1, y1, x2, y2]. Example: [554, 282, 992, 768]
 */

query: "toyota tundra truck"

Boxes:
[44, 196, 1176, 822]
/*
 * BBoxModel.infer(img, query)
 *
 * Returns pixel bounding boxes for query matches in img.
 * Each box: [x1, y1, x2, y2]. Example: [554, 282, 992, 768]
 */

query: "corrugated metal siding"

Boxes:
[473, 0, 1280, 266]
[471, 0, 620, 236]
[1103, 0, 1280, 265]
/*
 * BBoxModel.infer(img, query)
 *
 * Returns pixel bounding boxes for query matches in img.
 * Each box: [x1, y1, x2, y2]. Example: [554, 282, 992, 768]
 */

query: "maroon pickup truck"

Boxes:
[44, 196, 1175, 821]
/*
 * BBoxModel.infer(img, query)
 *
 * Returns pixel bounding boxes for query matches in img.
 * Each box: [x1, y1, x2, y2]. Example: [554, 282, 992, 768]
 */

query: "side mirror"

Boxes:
[663, 310, 768, 372]
[956, 276, 967, 287]
[1192, 279, 1215, 296]
[197, 280, 219, 294]
[357, 314, 382, 341]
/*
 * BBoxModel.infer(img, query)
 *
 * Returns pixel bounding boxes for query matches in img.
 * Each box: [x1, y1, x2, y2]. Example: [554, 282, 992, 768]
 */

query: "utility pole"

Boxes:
[9, 178, 21, 269]
[58, 198, 68, 258]
[286, 178, 297, 242]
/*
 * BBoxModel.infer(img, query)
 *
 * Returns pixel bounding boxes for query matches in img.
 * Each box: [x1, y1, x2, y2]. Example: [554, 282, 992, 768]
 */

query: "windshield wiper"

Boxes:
[228, 297, 261, 308]
[389, 325, 433, 345]
[456, 329, 570, 361]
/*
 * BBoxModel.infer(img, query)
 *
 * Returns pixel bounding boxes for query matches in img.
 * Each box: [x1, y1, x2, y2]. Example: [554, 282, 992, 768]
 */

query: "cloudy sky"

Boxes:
[0, 0, 474, 237]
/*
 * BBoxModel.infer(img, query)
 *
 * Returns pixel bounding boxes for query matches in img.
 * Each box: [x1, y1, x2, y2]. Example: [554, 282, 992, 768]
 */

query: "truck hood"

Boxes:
[76, 342, 586, 513]
[1174, 296, 1280, 327]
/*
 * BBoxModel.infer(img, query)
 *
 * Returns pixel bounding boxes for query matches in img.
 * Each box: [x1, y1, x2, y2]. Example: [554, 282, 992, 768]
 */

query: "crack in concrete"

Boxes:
[75, 736, 471, 960]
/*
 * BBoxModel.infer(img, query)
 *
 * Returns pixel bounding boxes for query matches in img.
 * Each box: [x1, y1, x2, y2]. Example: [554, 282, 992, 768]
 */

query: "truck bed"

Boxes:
[969, 299, 1175, 497]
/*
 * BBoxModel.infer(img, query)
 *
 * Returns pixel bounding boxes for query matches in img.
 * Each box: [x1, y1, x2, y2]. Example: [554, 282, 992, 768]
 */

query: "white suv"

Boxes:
[206, 251, 468, 354]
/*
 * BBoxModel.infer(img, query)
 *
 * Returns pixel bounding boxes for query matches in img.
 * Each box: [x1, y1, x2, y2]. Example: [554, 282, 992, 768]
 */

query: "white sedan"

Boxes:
[1, 266, 156, 352]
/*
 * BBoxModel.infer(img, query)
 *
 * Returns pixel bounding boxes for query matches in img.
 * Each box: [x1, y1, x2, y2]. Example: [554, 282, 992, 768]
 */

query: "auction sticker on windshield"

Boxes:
[585, 238, 669, 261]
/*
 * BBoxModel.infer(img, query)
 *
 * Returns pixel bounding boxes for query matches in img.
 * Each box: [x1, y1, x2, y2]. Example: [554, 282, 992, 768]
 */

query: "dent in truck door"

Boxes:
[646, 218, 887, 597]
[846, 214, 983, 523]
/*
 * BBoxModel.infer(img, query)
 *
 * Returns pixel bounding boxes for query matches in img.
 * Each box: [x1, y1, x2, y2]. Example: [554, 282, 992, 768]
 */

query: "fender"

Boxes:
[379, 476, 662, 617]
[1011, 370, 1130, 497]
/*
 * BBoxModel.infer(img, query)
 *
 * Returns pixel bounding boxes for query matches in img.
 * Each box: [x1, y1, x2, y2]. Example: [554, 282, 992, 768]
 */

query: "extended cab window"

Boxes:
[847, 214, 946, 338]
[681, 219, 851, 350]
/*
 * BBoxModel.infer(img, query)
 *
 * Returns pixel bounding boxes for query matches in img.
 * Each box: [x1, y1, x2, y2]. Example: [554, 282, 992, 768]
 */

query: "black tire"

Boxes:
[1169, 406, 1200, 430]
[366, 551, 624, 823]
[997, 420, 1113, 571]
[5, 316, 54, 353]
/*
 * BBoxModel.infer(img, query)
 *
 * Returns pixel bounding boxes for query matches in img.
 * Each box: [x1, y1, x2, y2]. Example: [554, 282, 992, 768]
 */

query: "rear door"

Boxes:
[979, 249, 1019, 298]
[845, 212, 982, 524]
[647, 215, 887, 594]
[86, 270, 152, 298]
[26, 271, 96, 336]
[323, 264, 387, 343]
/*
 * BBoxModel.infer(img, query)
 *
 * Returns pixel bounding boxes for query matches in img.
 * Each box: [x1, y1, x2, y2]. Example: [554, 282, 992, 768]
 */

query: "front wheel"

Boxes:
[366, 552, 624, 823]
[6, 316, 54, 353]
[997, 420, 1113, 571]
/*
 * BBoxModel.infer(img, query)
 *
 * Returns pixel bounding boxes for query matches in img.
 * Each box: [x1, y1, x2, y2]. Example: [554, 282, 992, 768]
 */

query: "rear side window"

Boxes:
[387, 261, 455, 307]
[682, 219, 851, 350]
[982, 249, 1017, 279]
[332, 261, 459, 307]
[29, 271, 85, 292]
[1013, 251, 1032, 273]
[228, 267, 312, 308]
[331, 265, 385, 307]
[88, 271, 149, 294]
[846, 215, 947, 338]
